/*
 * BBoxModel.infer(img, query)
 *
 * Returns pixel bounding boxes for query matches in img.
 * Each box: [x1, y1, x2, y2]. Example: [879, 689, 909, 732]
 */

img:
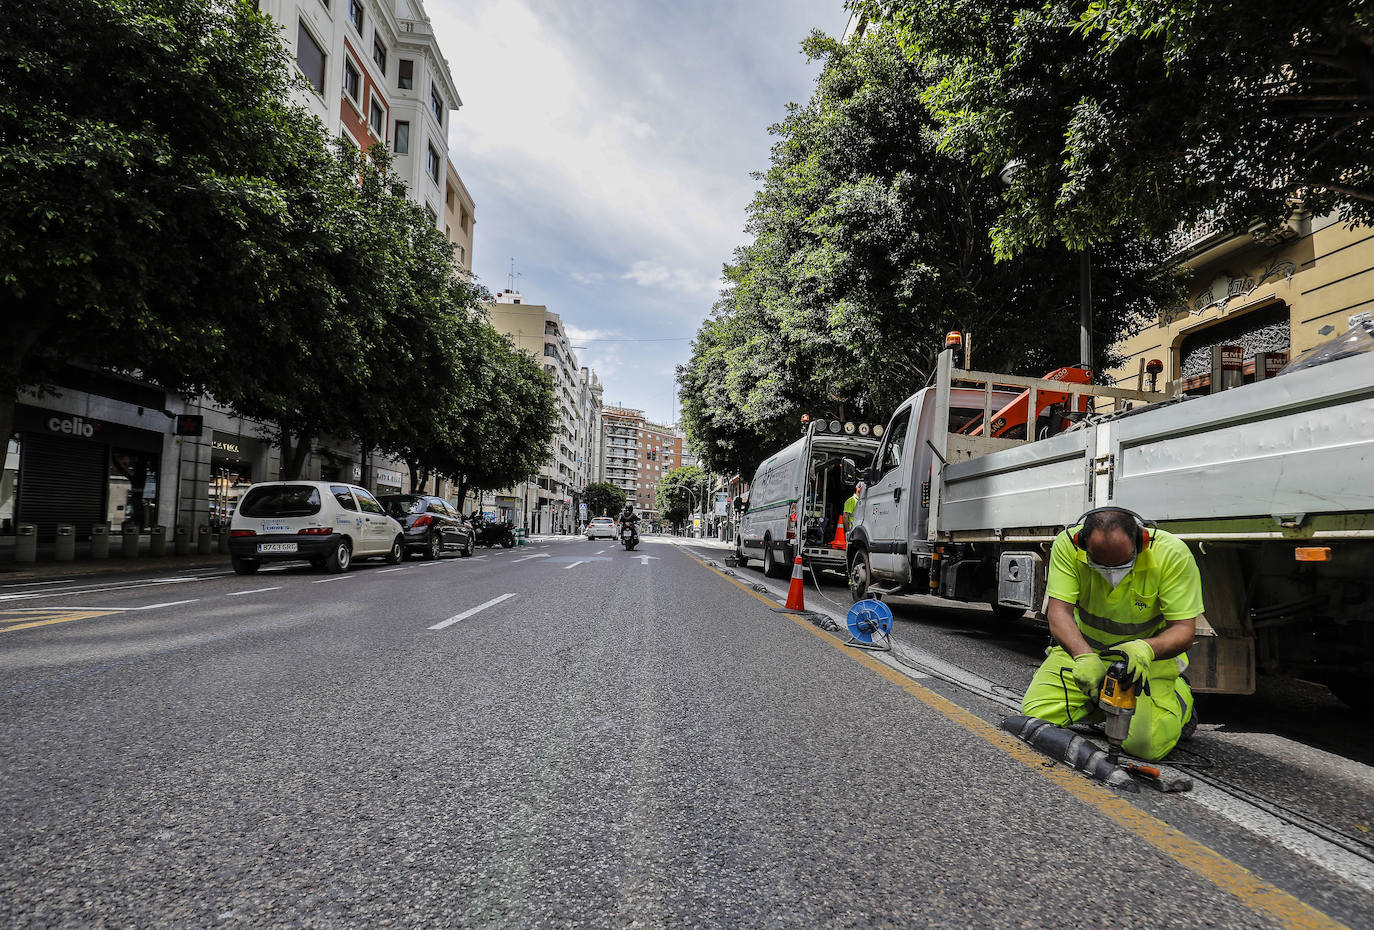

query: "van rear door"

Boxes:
[863, 405, 913, 578]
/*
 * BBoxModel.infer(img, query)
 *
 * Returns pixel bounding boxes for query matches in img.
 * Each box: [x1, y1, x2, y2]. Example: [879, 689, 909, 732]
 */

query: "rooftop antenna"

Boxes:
[507, 257, 517, 292]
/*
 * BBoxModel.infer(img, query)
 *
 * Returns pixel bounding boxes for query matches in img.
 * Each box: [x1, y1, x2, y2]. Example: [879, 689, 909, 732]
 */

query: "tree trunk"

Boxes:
[417, 464, 431, 494]
[279, 422, 312, 480]
[406, 458, 421, 493]
[454, 476, 468, 513]
[359, 437, 372, 491]
[0, 393, 16, 490]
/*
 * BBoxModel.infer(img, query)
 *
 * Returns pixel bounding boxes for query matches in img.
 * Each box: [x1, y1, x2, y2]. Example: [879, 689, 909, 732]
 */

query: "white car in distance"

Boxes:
[585, 517, 617, 540]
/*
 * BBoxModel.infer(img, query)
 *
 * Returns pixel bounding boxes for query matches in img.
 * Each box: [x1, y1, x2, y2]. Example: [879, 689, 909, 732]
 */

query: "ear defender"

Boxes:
[1070, 507, 1154, 552]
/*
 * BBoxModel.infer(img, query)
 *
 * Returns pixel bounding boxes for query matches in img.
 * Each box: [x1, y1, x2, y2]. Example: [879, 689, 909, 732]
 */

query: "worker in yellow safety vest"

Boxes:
[1021, 507, 1202, 762]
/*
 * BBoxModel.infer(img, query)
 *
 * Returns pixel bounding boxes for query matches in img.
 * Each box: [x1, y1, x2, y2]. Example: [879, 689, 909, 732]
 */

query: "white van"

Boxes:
[735, 423, 880, 577]
[228, 481, 405, 575]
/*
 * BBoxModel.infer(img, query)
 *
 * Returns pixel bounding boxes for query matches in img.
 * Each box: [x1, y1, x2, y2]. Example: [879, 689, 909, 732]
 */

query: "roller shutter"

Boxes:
[17, 435, 107, 538]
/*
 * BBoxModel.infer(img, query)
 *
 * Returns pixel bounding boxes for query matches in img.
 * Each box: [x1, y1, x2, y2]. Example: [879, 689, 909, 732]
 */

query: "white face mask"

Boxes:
[1089, 556, 1135, 588]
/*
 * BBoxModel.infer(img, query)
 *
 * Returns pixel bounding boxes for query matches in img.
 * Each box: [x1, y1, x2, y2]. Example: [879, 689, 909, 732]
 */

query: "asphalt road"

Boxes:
[2, 536, 1371, 928]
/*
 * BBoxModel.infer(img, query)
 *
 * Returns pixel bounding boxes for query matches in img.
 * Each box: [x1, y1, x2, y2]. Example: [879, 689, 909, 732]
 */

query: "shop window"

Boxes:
[209, 457, 253, 529]
[1, 435, 18, 534]
[109, 448, 159, 530]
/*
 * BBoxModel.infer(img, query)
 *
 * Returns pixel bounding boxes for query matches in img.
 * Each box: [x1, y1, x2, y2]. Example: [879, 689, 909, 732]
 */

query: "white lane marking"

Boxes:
[563, 561, 586, 570]
[511, 554, 550, 563]
[596, 549, 607, 555]
[429, 592, 517, 630]
[412, 562, 440, 568]
[0, 577, 198, 602]
[136, 599, 199, 610]
[312, 576, 353, 583]
[638, 555, 660, 566]
[225, 587, 281, 597]
[1, 579, 78, 588]
[377, 568, 410, 574]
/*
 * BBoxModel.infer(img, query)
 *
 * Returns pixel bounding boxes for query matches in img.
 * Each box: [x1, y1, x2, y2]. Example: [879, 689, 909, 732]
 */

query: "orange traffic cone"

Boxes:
[830, 521, 846, 549]
[784, 556, 806, 611]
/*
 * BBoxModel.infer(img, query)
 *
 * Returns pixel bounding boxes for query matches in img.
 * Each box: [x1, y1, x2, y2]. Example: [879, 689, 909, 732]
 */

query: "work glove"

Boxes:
[1115, 639, 1156, 688]
[1072, 653, 1108, 697]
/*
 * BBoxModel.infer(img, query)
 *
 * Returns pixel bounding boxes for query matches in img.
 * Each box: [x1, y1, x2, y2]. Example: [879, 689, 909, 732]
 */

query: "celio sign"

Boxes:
[47, 415, 102, 438]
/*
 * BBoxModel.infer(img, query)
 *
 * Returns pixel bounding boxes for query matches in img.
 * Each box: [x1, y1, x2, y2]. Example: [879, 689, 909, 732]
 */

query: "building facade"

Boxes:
[482, 292, 603, 534]
[444, 158, 476, 273]
[1, 0, 470, 549]
[1107, 213, 1374, 394]
[596, 407, 687, 522]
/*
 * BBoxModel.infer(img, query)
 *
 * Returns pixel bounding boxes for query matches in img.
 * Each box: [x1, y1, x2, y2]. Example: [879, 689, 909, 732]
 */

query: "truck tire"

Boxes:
[763, 539, 788, 578]
[848, 548, 872, 602]
[992, 604, 1026, 621]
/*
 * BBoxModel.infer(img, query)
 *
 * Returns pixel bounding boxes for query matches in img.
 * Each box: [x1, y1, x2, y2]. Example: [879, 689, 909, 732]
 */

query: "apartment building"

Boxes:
[265, 0, 461, 227]
[598, 408, 687, 521]
[483, 293, 603, 534]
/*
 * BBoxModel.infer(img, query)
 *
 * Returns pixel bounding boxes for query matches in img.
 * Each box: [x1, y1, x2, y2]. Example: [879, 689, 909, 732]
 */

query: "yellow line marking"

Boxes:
[0, 610, 117, 633]
[687, 552, 1350, 930]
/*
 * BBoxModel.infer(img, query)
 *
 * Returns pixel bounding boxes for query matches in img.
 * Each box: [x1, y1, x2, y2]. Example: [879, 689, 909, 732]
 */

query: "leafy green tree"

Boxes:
[0, 0, 335, 477]
[657, 465, 706, 527]
[583, 482, 627, 519]
[680, 27, 1172, 478]
[862, 0, 1374, 253]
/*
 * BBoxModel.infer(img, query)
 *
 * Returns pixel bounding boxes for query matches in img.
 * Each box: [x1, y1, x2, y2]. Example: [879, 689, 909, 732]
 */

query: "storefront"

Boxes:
[7, 403, 164, 538]
[208, 432, 266, 529]
[373, 467, 403, 497]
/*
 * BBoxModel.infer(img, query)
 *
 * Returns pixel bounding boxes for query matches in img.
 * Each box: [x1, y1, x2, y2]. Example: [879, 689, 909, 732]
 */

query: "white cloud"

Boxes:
[570, 271, 605, 285]
[431, 0, 751, 278]
[621, 261, 716, 296]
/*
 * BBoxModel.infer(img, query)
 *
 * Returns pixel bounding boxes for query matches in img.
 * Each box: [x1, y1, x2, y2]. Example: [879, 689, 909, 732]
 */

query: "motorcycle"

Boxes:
[620, 523, 638, 551]
[470, 513, 516, 548]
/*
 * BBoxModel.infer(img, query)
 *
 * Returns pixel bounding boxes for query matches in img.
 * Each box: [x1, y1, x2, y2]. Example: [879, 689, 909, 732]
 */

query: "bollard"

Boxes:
[196, 524, 212, 555]
[90, 523, 110, 559]
[15, 524, 37, 563]
[55, 524, 76, 561]
[174, 524, 190, 556]
[216, 528, 230, 554]
[121, 520, 140, 559]
[149, 525, 167, 558]
[516, 526, 526, 547]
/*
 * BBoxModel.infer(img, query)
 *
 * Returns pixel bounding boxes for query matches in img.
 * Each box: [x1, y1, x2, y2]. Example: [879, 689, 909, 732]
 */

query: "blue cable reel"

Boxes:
[846, 598, 894, 651]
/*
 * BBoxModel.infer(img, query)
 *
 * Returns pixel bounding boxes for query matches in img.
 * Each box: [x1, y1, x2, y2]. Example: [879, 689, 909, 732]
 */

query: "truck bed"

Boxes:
[936, 353, 1374, 541]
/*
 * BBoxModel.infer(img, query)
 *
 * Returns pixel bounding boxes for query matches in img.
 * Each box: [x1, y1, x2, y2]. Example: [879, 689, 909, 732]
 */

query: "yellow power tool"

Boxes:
[1097, 650, 1140, 766]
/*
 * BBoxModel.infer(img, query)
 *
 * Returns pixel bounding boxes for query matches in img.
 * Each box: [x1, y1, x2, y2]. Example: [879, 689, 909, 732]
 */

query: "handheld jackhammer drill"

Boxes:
[1096, 649, 1145, 767]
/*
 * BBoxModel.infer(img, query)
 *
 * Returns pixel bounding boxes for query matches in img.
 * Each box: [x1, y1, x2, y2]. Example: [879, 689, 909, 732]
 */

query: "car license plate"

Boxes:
[257, 542, 297, 553]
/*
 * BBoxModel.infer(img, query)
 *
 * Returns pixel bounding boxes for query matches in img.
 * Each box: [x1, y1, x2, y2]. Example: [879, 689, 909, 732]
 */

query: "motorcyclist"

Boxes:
[617, 505, 640, 545]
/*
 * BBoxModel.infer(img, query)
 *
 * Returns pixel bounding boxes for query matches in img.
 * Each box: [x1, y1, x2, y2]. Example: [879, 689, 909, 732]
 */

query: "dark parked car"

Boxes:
[378, 494, 475, 560]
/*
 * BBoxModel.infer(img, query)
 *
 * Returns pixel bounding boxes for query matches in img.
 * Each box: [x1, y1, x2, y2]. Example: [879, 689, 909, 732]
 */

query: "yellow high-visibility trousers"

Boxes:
[1021, 645, 1194, 762]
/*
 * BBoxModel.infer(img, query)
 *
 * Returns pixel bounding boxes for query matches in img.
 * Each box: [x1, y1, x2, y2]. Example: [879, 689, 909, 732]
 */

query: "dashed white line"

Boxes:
[563, 561, 586, 570]
[0, 579, 77, 588]
[377, 568, 410, 574]
[136, 599, 199, 610]
[429, 592, 517, 630]
[225, 586, 281, 597]
[312, 576, 353, 583]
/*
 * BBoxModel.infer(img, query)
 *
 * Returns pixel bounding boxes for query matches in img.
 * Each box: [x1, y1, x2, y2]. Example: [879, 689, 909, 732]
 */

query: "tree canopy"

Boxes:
[679, 27, 1173, 478]
[583, 482, 627, 519]
[860, 0, 1374, 254]
[656, 465, 706, 527]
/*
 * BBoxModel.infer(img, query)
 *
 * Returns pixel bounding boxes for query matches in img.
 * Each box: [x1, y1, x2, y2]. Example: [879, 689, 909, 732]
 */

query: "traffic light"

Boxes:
[175, 415, 203, 436]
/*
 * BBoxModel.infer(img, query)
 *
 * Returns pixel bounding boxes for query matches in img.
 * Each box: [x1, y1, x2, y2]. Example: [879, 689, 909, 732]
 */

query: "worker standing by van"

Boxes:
[1020, 507, 1202, 762]
[843, 483, 863, 533]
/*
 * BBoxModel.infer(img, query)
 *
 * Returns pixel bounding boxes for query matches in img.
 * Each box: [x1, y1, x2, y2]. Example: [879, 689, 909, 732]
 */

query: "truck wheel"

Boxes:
[763, 539, 788, 578]
[848, 548, 873, 602]
[735, 538, 748, 566]
[992, 604, 1026, 621]
[325, 538, 352, 573]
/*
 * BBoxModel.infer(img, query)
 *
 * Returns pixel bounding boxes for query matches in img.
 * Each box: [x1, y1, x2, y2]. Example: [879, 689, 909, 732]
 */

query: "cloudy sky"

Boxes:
[429, 0, 848, 425]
